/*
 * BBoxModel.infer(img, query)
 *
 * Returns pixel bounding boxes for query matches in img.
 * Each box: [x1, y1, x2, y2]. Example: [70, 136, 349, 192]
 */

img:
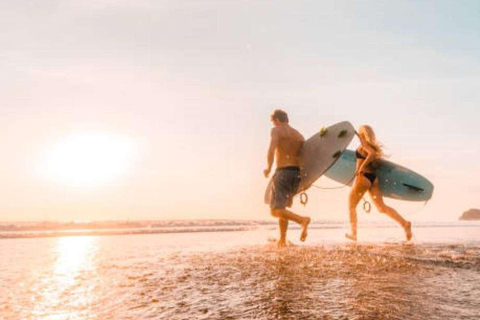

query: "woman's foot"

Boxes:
[300, 217, 311, 242]
[345, 233, 357, 241]
[404, 221, 412, 241]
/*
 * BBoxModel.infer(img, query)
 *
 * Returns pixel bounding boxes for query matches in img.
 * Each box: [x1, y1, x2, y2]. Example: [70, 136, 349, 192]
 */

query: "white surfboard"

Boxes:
[264, 121, 355, 205]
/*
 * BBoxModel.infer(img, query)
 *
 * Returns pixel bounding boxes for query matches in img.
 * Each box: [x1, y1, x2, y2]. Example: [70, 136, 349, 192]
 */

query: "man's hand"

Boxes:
[264, 168, 271, 178]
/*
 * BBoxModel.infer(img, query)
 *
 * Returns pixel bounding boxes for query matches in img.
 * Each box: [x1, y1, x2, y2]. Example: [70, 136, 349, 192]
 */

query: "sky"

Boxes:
[1, 0, 479, 222]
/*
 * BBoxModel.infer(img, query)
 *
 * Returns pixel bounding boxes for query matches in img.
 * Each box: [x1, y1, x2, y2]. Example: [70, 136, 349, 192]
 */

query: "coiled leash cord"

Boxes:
[299, 171, 357, 206]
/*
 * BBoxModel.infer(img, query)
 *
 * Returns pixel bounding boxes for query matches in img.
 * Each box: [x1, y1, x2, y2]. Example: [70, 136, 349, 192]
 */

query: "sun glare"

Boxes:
[42, 133, 137, 187]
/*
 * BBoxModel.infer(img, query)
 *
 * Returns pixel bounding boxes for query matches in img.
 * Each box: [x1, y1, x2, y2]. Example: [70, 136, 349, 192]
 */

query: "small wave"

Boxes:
[1, 220, 480, 240]
[354, 243, 480, 271]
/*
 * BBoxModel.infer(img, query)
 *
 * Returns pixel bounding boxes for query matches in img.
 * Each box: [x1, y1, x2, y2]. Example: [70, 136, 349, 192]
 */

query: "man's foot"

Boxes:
[300, 217, 311, 242]
[404, 221, 412, 241]
[345, 233, 357, 241]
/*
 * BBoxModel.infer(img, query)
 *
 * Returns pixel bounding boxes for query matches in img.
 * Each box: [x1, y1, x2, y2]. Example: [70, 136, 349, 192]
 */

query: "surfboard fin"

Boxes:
[338, 129, 348, 138]
[319, 127, 327, 137]
[332, 150, 342, 158]
[402, 183, 424, 192]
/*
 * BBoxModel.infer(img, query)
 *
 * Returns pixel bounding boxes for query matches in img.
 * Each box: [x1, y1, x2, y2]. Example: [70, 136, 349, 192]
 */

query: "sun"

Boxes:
[42, 132, 137, 187]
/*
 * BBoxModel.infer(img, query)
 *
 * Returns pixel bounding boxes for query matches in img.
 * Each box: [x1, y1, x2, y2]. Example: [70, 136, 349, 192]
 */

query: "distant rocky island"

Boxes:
[459, 209, 480, 221]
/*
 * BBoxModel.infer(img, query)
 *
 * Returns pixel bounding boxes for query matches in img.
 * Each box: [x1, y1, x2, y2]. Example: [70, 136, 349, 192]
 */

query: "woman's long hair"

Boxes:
[359, 125, 384, 158]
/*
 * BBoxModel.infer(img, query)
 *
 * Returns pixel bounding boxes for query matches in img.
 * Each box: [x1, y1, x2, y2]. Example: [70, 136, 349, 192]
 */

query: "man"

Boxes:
[264, 109, 311, 247]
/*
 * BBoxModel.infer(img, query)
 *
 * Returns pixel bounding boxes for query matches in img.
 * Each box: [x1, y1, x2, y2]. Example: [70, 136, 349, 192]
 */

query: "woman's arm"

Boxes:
[357, 145, 376, 174]
[355, 155, 363, 175]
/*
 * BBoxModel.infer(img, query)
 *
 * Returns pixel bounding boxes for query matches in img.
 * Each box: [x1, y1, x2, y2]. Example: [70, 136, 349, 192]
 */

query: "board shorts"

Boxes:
[270, 166, 301, 209]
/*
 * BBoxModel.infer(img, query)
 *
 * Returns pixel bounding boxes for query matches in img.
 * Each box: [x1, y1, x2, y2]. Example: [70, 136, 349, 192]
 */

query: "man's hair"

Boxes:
[270, 109, 289, 123]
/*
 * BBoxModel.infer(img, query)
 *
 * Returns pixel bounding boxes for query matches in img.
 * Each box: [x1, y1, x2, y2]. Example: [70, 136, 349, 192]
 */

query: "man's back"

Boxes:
[273, 124, 305, 168]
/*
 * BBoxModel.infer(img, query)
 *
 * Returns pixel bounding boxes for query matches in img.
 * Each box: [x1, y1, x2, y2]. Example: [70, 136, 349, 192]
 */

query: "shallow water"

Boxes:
[1, 224, 480, 319]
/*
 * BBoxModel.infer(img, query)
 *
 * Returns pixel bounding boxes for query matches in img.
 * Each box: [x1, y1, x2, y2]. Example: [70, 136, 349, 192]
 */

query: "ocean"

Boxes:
[1, 221, 480, 319]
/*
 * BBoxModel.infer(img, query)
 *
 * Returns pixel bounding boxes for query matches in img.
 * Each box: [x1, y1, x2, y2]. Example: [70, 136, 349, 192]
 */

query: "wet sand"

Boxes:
[148, 243, 480, 320]
[2, 230, 480, 319]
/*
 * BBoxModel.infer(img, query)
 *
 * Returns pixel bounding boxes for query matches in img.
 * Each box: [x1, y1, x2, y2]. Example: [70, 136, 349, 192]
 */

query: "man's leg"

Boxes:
[270, 169, 310, 245]
[271, 208, 310, 242]
[272, 208, 304, 224]
[300, 216, 311, 242]
[278, 218, 288, 247]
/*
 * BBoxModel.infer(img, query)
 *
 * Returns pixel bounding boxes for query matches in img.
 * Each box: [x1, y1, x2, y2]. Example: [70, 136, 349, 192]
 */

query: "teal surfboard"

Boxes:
[325, 149, 434, 202]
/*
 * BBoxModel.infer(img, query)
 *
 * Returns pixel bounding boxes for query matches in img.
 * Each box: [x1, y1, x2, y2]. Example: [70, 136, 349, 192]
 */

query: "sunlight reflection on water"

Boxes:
[31, 237, 98, 320]
[54, 236, 97, 276]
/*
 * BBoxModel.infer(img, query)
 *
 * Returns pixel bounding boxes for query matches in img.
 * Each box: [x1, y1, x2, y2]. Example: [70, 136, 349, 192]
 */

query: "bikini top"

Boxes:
[355, 148, 366, 160]
[355, 148, 380, 171]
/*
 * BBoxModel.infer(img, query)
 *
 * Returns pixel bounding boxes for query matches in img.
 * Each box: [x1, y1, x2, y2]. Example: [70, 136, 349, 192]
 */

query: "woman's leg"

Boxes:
[347, 176, 370, 241]
[368, 179, 412, 240]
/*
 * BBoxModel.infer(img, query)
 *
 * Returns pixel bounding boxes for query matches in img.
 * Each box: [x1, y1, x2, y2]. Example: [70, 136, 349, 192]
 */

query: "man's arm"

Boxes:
[264, 128, 278, 177]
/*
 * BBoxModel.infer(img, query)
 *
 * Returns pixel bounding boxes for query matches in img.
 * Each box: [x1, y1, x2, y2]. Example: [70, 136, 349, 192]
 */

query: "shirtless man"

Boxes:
[264, 109, 311, 247]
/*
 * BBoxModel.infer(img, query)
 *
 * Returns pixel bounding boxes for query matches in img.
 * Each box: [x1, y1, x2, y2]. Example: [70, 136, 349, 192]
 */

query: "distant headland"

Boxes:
[459, 209, 480, 221]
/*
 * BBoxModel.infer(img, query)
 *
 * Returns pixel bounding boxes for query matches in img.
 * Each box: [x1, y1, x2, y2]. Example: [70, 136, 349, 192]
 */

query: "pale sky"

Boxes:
[1, 0, 479, 222]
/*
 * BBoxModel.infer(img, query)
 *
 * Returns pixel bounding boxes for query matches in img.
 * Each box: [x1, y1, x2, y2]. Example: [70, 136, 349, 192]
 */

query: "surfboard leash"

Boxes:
[402, 200, 430, 217]
[362, 198, 372, 213]
[361, 199, 429, 216]
[299, 192, 308, 205]
[299, 172, 356, 206]
[310, 184, 350, 190]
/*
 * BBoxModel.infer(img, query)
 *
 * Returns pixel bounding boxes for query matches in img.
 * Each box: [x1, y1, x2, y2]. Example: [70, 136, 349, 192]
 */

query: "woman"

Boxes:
[346, 125, 412, 241]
